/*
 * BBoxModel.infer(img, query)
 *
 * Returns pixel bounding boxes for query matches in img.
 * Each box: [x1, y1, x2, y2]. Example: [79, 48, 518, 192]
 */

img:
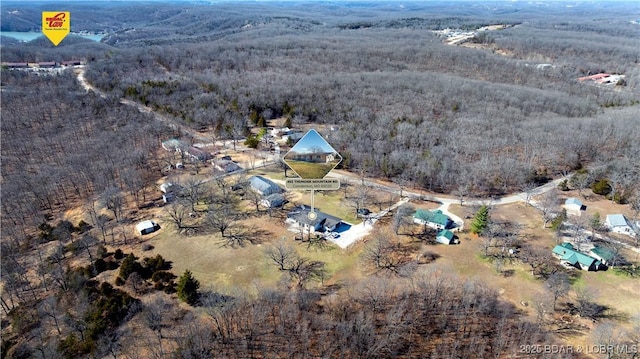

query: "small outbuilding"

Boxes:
[564, 198, 584, 215]
[436, 230, 458, 245]
[136, 220, 160, 235]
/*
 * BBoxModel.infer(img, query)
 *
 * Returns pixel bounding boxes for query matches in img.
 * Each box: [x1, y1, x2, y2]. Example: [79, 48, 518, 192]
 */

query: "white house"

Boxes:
[286, 205, 343, 234]
[270, 127, 291, 137]
[564, 198, 584, 215]
[212, 159, 242, 173]
[605, 214, 636, 237]
[136, 220, 159, 235]
[413, 209, 453, 231]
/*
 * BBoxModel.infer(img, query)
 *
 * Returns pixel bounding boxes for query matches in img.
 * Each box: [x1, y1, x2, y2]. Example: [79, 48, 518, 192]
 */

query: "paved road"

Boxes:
[75, 66, 636, 252]
[326, 170, 567, 207]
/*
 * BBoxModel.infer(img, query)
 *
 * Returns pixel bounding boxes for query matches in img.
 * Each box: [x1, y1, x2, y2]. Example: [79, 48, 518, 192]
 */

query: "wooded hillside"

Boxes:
[1, 1, 639, 358]
[75, 1, 640, 194]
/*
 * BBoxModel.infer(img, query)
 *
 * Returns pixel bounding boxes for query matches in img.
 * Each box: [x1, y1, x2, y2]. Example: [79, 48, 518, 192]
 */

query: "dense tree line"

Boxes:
[0, 71, 169, 246]
[78, 3, 639, 194]
[1, 36, 112, 63]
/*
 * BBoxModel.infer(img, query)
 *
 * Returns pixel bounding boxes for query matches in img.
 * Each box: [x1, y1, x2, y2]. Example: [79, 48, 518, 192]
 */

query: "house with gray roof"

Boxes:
[213, 159, 242, 173]
[248, 175, 284, 196]
[605, 214, 636, 237]
[564, 198, 584, 215]
[286, 205, 343, 234]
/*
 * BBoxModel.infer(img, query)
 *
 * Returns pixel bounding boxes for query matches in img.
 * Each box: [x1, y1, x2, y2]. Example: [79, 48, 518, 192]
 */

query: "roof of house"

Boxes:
[590, 246, 615, 262]
[249, 175, 282, 194]
[552, 242, 574, 256]
[563, 252, 601, 269]
[263, 193, 285, 203]
[414, 209, 451, 226]
[565, 198, 582, 207]
[135, 220, 157, 232]
[213, 159, 242, 173]
[552, 243, 600, 268]
[437, 229, 455, 240]
[185, 146, 211, 160]
[606, 214, 630, 227]
[551, 242, 573, 256]
[287, 205, 342, 229]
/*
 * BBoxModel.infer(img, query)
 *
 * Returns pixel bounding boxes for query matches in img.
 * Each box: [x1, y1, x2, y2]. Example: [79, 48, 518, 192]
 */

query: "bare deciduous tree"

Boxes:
[265, 239, 297, 271]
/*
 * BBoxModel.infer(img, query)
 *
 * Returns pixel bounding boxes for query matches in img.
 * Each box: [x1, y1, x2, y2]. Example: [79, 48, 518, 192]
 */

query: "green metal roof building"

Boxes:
[552, 243, 602, 271]
[414, 209, 453, 230]
[436, 229, 457, 245]
[589, 246, 615, 266]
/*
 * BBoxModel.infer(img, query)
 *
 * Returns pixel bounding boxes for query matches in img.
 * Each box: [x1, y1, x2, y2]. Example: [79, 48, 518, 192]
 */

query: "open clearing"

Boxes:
[448, 202, 640, 324]
[145, 213, 363, 296]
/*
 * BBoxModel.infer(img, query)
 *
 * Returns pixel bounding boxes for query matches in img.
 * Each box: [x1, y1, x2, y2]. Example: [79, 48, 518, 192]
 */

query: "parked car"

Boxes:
[357, 208, 371, 217]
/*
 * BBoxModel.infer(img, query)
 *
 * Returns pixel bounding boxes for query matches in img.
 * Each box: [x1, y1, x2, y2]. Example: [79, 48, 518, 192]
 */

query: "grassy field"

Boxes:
[139, 169, 638, 338]
[297, 190, 360, 224]
[145, 213, 364, 296]
[448, 202, 640, 325]
[283, 159, 337, 179]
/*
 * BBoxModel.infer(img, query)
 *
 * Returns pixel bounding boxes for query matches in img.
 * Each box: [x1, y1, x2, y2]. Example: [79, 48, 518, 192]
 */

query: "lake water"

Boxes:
[1, 31, 104, 42]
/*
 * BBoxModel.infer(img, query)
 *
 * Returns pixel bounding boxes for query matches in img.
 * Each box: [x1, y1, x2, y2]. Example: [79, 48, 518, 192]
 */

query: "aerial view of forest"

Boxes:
[1, 0, 639, 358]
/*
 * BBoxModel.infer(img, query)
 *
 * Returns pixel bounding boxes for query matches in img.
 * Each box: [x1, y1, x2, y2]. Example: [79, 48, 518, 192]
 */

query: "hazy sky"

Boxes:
[289, 130, 338, 154]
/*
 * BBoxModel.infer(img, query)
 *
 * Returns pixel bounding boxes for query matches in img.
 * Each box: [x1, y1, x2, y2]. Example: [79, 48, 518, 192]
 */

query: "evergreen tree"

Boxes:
[470, 205, 489, 235]
[177, 270, 200, 305]
[550, 209, 567, 232]
[244, 135, 260, 149]
[118, 253, 141, 282]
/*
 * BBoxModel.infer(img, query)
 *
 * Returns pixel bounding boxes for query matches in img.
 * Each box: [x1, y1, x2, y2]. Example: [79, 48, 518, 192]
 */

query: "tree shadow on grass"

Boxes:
[565, 302, 630, 323]
[417, 251, 441, 264]
[217, 225, 273, 248]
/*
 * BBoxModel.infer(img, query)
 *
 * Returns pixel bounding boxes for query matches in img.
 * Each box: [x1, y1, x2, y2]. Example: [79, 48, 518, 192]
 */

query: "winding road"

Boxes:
[74, 66, 637, 252]
[75, 66, 211, 143]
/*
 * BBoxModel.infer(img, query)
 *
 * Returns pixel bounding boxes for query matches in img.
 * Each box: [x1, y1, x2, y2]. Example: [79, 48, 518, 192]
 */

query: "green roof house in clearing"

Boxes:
[413, 209, 453, 230]
[552, 243, 602, 271]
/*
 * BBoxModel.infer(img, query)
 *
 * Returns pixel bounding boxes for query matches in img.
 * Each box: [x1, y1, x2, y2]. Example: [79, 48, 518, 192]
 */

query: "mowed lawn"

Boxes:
[296, 190, 360, 224]
[284, 160, 336, 179]
[144, 189, 638, 325]
[146, 216, 364, 296]
[447, 202, 640, 323]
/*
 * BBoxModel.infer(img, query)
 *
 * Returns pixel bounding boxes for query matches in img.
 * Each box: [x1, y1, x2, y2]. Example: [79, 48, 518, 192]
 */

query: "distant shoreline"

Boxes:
[0, 31, 105, 42]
